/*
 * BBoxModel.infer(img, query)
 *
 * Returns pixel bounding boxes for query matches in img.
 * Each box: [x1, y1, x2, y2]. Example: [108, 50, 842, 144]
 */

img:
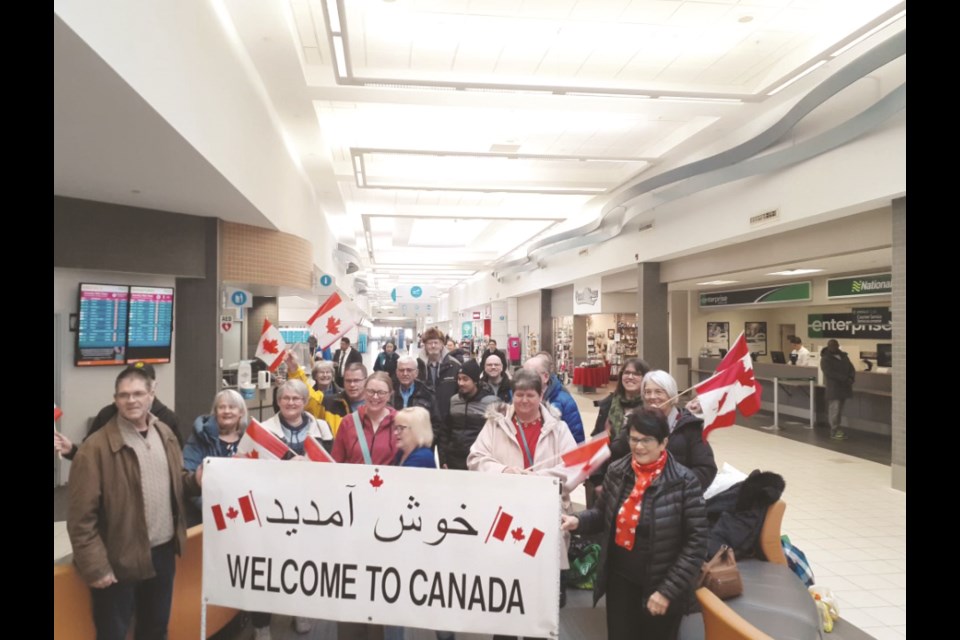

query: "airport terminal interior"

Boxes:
[54, 1, 905, 639]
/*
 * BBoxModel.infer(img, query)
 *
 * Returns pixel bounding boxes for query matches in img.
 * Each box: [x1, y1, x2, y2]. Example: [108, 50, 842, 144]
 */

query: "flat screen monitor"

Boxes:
[877, 343, 892, 368]
[770, 351, 787, 364]
[126, 286, 175, 364]
[76, 283, 130, 366]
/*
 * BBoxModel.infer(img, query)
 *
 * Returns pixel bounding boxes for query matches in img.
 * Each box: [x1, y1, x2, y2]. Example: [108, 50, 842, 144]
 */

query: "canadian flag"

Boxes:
[556, 434, 611, 491]
[54, 403, 63, 422]
[210, 493, 260, 531]
[694, 333, 762, 441]
[304, 435, 336, 463]
[485, 507, 545, 557]
[237, 419, 295, 460]
[254, 319, 287, 372]
[308, 292, 364, 350]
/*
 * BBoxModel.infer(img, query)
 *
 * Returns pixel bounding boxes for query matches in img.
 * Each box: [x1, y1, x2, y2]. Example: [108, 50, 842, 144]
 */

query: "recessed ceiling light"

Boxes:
[738, 16, 753, 23]
[697, 280, 738, 286]
[766, 268, 823, 276]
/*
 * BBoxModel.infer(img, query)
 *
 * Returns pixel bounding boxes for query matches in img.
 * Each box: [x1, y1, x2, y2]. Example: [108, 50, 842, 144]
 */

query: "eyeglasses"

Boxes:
[344, 378, 365, 386]
[621, 371, 642, 378]
[643, 388, 669, 398]
[393, 424, 410, 433]
[279, 395, 305, 404]
[628, 436, 659, 448]
[115, 391, 149, 401]
[366, 389, 390, 398]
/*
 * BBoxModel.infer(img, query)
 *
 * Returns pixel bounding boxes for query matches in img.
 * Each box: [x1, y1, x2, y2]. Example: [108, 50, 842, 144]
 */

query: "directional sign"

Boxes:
[226, 288, 252, 308]
[314, 270, 336, 294]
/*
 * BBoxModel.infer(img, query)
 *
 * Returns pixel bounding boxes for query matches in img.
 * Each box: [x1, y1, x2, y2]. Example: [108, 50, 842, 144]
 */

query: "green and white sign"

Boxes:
[808, 310, 891, 339]
[827, 273, 892, 299]
[699, 282, 811, 308]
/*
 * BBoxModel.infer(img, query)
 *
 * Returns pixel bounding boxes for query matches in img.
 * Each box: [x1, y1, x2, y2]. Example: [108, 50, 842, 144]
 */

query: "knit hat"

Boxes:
[460, 359, 481, 384]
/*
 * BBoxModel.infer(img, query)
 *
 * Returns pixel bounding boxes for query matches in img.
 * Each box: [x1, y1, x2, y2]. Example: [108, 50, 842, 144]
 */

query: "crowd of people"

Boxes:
[56, 328, 738, 640]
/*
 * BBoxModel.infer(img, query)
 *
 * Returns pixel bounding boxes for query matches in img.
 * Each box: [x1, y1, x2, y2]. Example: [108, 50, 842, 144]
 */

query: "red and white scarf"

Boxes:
[614, 450, 668, 550]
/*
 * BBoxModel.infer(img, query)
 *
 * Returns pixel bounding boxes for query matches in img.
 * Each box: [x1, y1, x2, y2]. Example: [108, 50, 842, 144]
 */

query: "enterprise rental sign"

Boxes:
[202, 459, 561, 637]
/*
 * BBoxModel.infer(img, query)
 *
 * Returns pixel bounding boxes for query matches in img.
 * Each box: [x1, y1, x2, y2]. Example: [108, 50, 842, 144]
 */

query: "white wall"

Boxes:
[54, 268, 177, 481]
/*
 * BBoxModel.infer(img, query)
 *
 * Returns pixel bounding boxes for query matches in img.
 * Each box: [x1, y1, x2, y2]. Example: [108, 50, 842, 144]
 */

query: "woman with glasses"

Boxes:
[262, 379, 334, 456]
[562, 408, 708, 640]
[253, 380, 333, 638]
[331, 372, 398, 466]
[628, 370, 717, 493]
[311, 360, 342, 396]
[330, 372, 398, 640]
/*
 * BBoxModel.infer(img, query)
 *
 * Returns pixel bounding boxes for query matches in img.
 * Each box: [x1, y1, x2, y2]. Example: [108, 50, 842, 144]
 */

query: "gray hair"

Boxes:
[210, 389, 249, 427]
[523, 355, 550, 378]
[642, 370, 678, 403]
[279, 378, 310, 401]
[396, 406, 434, 448]
[511, 369, 543, 395]
[397, 354, 418, 368]
[312, 360, 335, 376]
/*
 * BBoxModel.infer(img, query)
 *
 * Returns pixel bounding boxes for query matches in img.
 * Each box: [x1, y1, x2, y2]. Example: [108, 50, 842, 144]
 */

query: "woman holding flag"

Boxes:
[562, 408, 708, 640]
[607, 370, 717, 493]
[468, 368, 578, 623]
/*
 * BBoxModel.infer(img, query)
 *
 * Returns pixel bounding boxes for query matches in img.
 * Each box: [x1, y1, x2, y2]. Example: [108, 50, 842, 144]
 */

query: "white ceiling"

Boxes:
[54, 0, 905, 314]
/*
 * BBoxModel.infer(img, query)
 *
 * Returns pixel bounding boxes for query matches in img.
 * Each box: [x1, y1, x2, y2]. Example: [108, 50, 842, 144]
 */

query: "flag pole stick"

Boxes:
[524, 432, 610, 473]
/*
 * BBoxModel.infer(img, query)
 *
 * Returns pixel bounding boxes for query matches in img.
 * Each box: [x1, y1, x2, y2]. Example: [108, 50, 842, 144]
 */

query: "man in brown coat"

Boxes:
[68, 365, 201, 640]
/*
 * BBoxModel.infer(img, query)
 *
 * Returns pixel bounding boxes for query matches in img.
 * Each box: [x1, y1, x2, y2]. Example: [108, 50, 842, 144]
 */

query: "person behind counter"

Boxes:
[561, 408, 708, 640]
[789, 335, 812, 366]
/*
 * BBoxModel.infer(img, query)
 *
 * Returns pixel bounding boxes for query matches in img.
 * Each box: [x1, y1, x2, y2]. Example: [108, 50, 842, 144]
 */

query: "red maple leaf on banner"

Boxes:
[262, 338, 279, 354]
[326, 316, 341, 335]
[226, 506, 239, 520]
[247, 450, 260, 459]
[370, 472, 384, 489]
[511, 527, 526, 542]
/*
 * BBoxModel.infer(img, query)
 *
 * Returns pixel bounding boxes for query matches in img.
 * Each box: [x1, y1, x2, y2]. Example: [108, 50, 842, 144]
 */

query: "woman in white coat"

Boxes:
[467, 368, 578, 634]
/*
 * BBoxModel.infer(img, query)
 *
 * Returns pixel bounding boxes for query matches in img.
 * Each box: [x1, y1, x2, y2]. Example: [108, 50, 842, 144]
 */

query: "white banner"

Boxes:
[202, 459, 561, 637]
[573, 276, 602, 315]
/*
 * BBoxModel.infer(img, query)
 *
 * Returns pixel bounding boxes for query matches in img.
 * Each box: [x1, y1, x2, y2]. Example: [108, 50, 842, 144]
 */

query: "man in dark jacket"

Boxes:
[480, 338, 508, 370]
[442, 359, 497, 470]
[417, 326, 461, 427]
[820, 339, 856, 440]
[392, 354, 442, 437]
[332, 337, 363, 387]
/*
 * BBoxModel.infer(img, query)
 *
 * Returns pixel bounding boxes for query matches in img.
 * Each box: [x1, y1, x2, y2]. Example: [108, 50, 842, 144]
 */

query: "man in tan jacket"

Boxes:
[68, 365, 200, 640]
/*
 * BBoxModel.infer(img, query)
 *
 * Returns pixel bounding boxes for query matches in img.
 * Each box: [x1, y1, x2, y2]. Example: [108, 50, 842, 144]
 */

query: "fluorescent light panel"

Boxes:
[766, 268, 823, 276]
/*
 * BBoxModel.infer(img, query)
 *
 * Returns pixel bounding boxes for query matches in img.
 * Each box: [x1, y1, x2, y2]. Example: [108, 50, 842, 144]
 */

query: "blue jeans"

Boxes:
[90, 541, 176, 640]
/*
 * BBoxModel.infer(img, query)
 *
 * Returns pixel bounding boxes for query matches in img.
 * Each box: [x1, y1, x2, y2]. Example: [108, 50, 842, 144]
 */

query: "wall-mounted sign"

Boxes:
[808, 310, 891, 339]
[462, 321, 474, 337]
[472, 311, 481, 320]
[699, 282, 811, 308]
[312, 268, 336, 294]
[225, 288, 252, 308]
[220, 315, 233, 333]
[573, 276, 602, 314]
[827, 273, 891, 299]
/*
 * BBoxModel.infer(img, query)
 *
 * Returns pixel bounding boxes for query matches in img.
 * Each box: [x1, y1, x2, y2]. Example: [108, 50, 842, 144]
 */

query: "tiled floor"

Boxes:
[569, 383, 906, 639]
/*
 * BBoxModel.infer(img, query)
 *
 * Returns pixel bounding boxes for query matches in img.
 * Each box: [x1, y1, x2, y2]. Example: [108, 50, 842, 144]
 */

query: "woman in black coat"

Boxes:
[373, 341, 400, 379]
[562, 408, 708, 640]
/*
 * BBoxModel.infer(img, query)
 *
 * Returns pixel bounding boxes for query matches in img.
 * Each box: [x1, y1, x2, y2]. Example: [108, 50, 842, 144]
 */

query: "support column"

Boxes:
[636, 263, 669, 371]
[891, 197, 905, 491]
[174, 218, 221, 442]
[539, 289, 553, 358]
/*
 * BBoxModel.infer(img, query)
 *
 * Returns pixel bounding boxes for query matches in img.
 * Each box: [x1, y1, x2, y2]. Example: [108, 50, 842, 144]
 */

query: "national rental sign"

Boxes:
[827, 273, 892, 299]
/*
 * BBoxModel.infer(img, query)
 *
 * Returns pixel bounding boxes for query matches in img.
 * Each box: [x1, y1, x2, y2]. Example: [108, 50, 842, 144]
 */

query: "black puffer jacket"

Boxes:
[606, 410, 718, 492]
[442, 387, 498, 466]
[706, 470, 785, 559]
[577, 453, 708, 607]
[391, 381, 442, 440]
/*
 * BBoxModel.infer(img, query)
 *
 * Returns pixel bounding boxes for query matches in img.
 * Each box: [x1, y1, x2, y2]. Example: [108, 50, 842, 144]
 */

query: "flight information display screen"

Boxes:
[126, 286, 175, 364]
[76, 284, 129, 366]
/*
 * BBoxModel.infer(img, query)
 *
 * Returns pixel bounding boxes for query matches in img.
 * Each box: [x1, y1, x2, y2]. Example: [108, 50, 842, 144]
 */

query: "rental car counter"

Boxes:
[694, 358, 891, 436]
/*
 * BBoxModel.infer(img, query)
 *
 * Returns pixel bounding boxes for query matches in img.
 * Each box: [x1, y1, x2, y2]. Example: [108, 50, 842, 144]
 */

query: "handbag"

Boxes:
[697, 544, 743, 599]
